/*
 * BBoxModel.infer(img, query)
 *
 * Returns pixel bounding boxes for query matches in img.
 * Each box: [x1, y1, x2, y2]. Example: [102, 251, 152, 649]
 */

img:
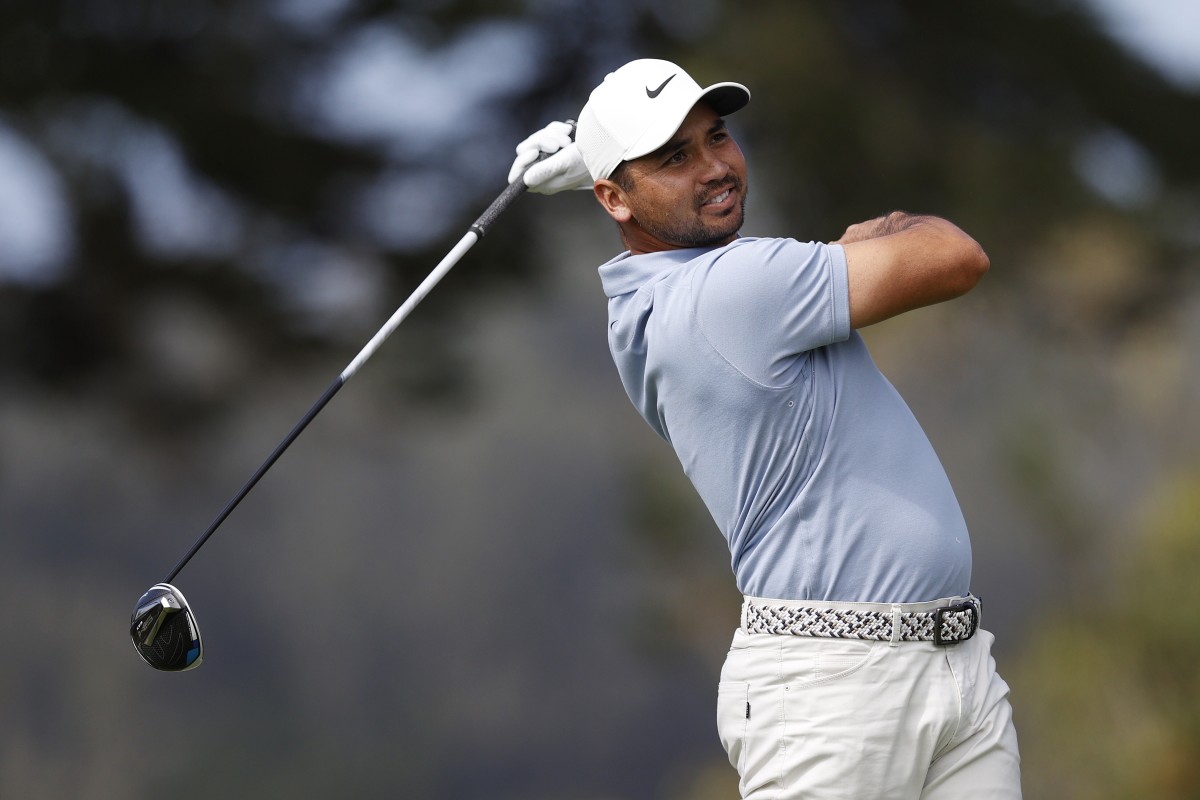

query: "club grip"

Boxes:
[471, 120, 576, 239]
[469, 178, 527, 239]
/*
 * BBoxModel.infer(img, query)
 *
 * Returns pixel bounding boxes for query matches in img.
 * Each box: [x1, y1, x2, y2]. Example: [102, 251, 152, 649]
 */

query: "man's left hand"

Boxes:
[508, 121, 592, 194]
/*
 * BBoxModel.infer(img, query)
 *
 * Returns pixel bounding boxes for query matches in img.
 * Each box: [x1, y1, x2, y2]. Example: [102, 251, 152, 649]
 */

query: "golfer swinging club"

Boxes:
[510, 59, 1021, 798]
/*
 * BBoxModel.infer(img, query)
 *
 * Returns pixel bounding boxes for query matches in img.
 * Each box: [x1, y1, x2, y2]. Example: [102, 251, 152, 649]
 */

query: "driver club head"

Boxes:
[130, 583, 203, 672]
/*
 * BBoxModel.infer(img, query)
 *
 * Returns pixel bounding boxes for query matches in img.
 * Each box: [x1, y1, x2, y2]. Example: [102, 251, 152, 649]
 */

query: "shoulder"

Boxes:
[704, 237, 841, 276]
[695, 236, 851, 351]
[697, 237, 843, 293]
[716, 236, 821, 258]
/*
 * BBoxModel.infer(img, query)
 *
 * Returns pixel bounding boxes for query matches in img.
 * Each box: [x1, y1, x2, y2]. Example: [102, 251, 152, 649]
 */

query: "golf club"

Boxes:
[130, 583, 203, 671]
[131, 132, 572, 671]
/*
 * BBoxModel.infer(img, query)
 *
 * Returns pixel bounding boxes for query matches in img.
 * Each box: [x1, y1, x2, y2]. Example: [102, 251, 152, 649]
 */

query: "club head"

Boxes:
[130, 583, 203, 672]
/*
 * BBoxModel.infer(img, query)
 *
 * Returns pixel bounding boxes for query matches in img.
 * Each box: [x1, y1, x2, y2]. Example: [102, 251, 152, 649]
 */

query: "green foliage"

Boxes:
[621, 451, 742, 666]
[2, 1, 1200, 798]
[1013, 472, 1200, 799]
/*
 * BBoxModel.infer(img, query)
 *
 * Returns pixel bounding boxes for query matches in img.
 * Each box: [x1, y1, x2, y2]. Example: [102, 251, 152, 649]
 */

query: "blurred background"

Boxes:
[2, 0, 1199, 797]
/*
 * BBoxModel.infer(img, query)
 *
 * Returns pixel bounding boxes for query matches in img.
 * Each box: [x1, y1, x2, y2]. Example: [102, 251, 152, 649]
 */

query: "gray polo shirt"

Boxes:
[598, 236, 971, 603]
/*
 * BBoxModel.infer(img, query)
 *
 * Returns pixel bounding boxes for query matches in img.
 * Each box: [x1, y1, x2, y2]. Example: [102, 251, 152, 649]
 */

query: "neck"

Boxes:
[618, 222, 739, 256]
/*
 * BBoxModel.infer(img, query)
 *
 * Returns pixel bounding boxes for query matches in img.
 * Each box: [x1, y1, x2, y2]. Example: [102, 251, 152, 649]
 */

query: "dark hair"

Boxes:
[610, 162, 636, 192]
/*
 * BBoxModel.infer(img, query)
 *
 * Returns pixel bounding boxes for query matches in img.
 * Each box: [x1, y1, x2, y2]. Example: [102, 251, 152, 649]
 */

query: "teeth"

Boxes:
[708, 190, 730, 205]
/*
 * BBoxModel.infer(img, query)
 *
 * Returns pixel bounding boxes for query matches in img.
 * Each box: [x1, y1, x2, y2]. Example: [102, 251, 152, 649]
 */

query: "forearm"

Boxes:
[837, 212, 991, 328]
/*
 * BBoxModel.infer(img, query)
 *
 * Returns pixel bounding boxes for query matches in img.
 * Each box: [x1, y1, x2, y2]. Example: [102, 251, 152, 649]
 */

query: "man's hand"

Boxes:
[834, 211, 924, 244]
[508, 121, 592, 194]
[836, 211, 990, 329]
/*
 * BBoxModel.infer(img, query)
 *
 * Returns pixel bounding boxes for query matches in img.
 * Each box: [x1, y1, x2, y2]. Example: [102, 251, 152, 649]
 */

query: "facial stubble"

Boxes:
[634, 177, 749, 249]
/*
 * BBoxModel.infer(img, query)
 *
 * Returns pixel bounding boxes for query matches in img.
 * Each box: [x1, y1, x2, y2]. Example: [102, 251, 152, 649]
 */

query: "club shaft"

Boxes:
[342, 229, 478, 381]
[164, 177, 530, 583]
[165, 376, 344, 582]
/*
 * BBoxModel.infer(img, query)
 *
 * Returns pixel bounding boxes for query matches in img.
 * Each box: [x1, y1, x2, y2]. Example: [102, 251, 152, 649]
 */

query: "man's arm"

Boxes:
[834, 211, 990, 329]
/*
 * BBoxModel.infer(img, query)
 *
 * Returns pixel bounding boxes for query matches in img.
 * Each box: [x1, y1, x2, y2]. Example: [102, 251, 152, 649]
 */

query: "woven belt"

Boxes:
[742, 597, 981, 645]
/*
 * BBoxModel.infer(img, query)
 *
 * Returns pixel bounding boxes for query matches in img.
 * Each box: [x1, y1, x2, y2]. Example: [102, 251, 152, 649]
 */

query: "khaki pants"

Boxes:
[717, 600, 1021, 799]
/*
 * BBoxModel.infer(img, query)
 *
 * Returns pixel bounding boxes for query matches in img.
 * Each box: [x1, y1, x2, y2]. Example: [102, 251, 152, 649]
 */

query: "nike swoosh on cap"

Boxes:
[646, 74, 676, 98]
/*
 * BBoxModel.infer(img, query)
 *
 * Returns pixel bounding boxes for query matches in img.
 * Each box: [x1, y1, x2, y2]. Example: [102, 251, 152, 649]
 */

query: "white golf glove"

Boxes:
[508, 120, 592, 194]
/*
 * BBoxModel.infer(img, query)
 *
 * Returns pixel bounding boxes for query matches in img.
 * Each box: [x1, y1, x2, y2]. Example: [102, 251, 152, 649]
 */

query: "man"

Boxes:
[509, 59, 1021, 799]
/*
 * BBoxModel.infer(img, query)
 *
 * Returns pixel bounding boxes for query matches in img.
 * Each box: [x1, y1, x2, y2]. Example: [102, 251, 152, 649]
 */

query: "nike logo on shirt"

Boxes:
[646, 74, 676, 98]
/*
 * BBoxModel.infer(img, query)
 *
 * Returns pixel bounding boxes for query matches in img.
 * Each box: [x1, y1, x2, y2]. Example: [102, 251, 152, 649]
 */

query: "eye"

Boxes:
[665, 150, 687, 166]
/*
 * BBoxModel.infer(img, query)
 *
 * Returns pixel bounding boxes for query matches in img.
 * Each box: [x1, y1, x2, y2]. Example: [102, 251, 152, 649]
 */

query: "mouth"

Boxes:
[701, 184, 737, 210]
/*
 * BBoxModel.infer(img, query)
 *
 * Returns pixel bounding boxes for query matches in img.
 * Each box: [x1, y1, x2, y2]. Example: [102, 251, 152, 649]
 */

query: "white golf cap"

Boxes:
[575, 58, 750, 181]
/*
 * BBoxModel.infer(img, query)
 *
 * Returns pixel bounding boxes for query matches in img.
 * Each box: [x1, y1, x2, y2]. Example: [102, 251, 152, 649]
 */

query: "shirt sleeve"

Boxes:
[694, 238, 850, 386]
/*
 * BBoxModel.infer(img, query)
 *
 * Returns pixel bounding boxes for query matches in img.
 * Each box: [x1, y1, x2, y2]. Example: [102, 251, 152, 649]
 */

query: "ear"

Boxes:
[593, 180, 634, 223]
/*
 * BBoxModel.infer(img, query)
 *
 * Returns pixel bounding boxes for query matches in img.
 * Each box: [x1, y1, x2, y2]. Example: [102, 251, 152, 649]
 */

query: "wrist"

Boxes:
[835, 211, 928, 244]
[873, 211, 925, 236]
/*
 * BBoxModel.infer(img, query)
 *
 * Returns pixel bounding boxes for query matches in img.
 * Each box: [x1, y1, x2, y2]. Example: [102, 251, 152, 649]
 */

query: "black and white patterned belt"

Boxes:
[741, 595, 981, 645]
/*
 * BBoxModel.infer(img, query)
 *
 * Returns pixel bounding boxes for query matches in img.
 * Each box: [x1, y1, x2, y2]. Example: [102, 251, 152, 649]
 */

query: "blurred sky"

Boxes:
[0, 0, 1198, 287]
[1088, 0, 1200, 88]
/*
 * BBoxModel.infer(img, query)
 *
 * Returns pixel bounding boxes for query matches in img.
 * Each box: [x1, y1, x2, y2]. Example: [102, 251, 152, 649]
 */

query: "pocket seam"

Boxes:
[789, 643, 878, 689]
[716, 680, 750, 775]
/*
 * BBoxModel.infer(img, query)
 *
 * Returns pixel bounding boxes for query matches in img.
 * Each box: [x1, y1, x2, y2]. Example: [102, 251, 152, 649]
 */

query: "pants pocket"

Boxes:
[719, 681, 789, 797]
[716, 680, 750, 771]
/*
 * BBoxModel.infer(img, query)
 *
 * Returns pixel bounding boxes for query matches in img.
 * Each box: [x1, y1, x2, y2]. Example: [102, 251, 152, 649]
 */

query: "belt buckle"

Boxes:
[933, 601, 979, 645]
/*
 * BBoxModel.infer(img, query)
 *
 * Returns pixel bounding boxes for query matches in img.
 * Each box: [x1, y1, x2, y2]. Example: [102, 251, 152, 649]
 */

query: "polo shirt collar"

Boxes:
[598, 247, 715, 298]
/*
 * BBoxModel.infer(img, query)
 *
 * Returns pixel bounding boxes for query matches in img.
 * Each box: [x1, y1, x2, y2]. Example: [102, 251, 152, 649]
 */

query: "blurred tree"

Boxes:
[3, 0, 1198, 415]
[1012, 471, 1200, 799]
[2, 1, 1200, 799]
[679, 0, 1200, 329]
[0, 0, 603, 422]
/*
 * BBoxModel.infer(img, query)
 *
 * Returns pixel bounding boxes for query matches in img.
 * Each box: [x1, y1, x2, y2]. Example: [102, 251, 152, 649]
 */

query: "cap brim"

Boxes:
[702, 83, 751, 117]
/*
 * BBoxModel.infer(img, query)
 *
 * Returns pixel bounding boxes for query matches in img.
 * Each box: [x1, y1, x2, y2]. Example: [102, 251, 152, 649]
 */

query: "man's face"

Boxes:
[600, 102, 748, 253]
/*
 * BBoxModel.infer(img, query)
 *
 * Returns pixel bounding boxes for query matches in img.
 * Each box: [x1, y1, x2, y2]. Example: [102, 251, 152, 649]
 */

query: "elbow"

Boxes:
[917, 218, 989, 298]
[967, 239, 990, 284]
[951, 236, 989, 296]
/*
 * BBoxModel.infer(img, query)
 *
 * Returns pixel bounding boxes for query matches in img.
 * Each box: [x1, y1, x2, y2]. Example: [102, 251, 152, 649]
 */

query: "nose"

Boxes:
[698, 149, 730, 183]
